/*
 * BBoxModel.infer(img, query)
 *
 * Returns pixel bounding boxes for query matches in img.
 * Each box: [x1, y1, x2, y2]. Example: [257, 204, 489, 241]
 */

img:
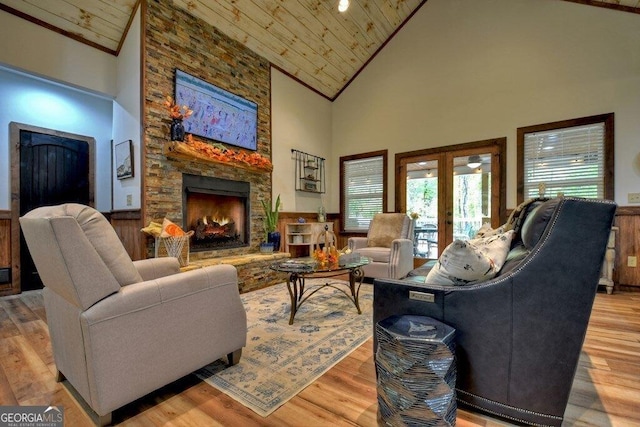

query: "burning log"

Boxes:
[194, 216, 236, 240]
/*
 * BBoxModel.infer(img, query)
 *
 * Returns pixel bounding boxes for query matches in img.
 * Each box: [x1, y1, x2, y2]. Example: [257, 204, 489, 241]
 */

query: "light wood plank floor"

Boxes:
[0, 289, 638, 426]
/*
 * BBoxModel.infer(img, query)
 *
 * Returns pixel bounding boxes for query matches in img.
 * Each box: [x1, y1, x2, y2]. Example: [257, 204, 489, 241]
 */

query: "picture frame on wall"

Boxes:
[114, 140, 134, 180]
[174, 69, 258, 151]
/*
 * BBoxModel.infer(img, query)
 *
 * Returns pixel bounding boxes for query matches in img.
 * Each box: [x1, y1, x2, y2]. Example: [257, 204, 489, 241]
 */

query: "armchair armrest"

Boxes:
[78, 264, 246, 416]
[83, 264, 239, 322]
[133, 257, 181, 281]
[348, 236, 368, 251]
[389, 238, 414, 279]
[373, 274, 513, 352]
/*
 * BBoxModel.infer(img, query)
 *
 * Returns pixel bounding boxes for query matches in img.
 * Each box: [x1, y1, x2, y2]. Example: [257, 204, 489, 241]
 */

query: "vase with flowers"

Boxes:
[164, 95, 193, 141]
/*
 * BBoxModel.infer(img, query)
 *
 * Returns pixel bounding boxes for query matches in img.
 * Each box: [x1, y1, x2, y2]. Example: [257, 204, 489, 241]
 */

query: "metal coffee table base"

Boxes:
[285, 267, 365, 325]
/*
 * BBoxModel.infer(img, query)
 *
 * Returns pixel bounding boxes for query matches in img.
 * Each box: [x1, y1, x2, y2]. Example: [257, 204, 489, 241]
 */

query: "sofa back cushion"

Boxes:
[521, 199, 561, 250]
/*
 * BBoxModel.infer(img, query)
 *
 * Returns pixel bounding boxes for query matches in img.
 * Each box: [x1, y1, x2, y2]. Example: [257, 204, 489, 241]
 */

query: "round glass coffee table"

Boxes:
[270, 256, 370, 324]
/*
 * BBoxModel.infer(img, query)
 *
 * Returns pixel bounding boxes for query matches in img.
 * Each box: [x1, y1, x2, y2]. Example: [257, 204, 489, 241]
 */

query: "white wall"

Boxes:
[0, 9, 116, 96]
[271, 68, 333, 214]
[0, 68, 114, 211]
[112, 6, 142, 211]
[332, 0, 640, 211]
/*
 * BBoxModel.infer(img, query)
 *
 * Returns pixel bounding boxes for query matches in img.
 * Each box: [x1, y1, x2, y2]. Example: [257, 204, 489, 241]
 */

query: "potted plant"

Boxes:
[261, 194, 281, 252]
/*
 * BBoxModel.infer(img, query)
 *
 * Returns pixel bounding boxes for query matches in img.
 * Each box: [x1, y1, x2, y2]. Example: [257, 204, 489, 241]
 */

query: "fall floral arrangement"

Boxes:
[183, 134, 273, 170]
[164, 95, 193, 120]
[313, 245, 340, 268]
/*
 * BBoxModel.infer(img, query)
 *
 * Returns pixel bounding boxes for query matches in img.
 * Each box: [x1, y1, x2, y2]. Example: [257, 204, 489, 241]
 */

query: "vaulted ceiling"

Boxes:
[0, 0, 638, 100]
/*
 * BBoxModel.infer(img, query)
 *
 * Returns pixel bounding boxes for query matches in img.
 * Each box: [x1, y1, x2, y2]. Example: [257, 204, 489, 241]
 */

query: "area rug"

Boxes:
[195, 278, 373, 417]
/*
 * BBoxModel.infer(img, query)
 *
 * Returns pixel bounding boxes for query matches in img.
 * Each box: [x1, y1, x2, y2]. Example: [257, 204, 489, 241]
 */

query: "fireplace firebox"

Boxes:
[182, 174, 250, 252]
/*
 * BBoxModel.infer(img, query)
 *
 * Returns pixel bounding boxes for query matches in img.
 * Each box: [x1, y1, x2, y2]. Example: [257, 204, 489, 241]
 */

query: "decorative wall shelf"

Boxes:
[292, 149, 325, 193]
[164, 141, 272, 172]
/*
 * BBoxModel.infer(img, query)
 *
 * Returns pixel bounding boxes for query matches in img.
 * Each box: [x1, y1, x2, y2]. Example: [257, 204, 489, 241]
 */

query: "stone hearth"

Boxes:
[184, 252, 290, 293]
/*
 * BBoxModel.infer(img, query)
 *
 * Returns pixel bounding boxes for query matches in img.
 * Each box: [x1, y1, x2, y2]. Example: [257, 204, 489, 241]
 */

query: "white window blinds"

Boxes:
[343, 155, 384, 231]
[523, 122, 605, 199]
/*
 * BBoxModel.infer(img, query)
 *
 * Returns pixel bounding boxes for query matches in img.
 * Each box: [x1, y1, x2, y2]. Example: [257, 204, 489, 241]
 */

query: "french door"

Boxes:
[397, 139, 506, 258]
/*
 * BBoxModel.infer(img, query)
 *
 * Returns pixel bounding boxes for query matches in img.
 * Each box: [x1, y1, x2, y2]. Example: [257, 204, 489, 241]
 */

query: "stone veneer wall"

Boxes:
[143, 0, 271, 259]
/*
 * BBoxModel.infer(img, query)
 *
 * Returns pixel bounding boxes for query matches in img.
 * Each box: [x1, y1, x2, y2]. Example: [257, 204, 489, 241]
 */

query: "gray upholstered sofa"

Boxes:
[373, 197, 616, 426]
[20, 204, 247, 426]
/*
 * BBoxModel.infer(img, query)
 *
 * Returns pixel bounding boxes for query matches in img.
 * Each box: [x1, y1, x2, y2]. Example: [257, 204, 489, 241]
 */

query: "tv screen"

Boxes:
[175, 69, 258, 151]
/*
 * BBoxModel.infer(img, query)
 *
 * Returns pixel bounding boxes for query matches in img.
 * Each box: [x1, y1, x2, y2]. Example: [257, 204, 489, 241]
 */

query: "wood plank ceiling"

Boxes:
[0, 0, 638, 100]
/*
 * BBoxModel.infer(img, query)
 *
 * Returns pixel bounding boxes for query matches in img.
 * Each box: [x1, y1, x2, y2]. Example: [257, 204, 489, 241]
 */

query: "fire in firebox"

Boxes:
[194, 215, 240, 243]
[182, 174, 250, 251]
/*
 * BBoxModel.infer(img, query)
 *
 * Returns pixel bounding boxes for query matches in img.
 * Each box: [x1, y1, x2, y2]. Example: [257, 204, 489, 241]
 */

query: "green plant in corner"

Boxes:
[261, 194, 281, 240]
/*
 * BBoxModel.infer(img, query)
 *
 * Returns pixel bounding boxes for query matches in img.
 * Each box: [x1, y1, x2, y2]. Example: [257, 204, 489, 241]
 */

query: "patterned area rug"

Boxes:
[195, 279, 373, 417]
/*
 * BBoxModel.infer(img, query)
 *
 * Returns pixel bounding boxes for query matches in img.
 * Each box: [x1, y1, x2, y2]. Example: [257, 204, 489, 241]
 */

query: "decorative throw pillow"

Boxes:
[474, 222, 507, 239]
[425, 230, 515, 286]
[367, 213, 407, 248]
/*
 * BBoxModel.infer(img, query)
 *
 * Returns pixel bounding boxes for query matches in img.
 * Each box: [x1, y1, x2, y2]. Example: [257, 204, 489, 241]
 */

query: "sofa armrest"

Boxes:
[348, 236, 368, 251]
[133, 257, 181, 281]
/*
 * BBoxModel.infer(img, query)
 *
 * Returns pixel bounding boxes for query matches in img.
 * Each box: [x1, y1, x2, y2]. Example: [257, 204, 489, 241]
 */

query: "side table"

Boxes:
[376, 315, 457, 426]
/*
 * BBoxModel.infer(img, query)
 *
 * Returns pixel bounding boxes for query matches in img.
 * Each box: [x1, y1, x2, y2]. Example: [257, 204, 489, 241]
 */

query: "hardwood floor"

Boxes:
[0, 289, 638, 426]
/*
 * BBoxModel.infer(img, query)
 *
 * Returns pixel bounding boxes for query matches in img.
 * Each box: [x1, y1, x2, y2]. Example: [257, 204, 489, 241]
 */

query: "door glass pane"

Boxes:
[406, 160, 438, 258]
[453, 153, 492, 240]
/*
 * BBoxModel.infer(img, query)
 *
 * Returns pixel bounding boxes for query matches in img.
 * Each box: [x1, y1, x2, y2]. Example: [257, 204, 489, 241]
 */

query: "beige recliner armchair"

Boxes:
[347, 213, 414, 280]
[20, 204, 247, 426]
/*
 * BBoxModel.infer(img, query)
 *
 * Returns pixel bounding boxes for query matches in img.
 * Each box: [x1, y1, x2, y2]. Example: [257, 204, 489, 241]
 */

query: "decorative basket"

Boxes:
[155, 234, 190, 267]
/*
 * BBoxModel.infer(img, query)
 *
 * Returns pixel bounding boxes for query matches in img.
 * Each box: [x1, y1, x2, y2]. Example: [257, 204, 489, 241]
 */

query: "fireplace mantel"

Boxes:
[163, 141, 273, 172]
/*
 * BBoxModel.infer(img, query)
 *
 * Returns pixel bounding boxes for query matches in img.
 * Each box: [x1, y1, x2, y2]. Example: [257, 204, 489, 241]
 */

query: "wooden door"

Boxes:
[19, 131, 91, 291]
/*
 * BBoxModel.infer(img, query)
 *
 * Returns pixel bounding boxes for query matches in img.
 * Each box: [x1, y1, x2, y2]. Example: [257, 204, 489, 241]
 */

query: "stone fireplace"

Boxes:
[144, 0, 272, 262]
[139, 0, 287, 294]
[182, 174, 250, 252]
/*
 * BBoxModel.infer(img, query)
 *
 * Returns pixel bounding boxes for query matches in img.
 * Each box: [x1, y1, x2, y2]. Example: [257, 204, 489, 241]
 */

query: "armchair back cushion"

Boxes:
[20, 204, 142, 309]
[367, 213, 412, 247]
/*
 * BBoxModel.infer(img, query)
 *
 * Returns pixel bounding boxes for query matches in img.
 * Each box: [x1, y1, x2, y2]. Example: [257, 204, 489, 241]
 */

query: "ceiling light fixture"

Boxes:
[338, 0, 349, 12]
[467, 155, 482, 169]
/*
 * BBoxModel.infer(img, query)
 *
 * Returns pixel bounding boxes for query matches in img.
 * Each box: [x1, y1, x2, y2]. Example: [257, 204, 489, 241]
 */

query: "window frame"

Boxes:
[339, 150, 388, 233]
[517, 113, 614, 204]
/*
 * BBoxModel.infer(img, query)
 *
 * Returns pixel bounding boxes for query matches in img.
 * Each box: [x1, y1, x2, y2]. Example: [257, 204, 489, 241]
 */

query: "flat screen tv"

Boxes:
[175, 69, 258, 151]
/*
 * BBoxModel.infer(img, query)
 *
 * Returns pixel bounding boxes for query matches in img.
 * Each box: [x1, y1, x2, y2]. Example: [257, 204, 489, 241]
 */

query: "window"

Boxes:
[340, 150, 387, 232]
[517, 113, 614, 203]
